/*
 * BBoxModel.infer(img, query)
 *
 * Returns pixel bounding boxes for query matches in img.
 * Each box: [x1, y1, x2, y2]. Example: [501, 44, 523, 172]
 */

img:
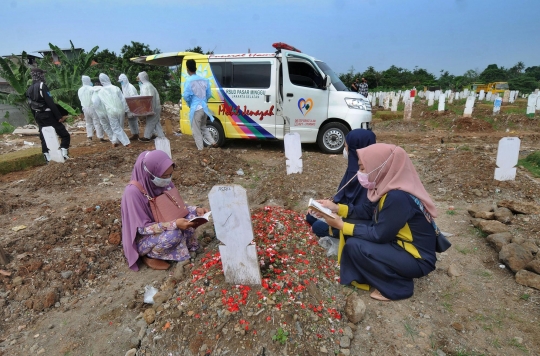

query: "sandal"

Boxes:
[142, 256, 171, 270]
[370, 289, 391, 301]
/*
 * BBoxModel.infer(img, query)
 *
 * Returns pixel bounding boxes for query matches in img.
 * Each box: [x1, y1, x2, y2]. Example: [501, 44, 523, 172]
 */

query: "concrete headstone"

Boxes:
[463, 96, 475, 117]
[284, 132, 302, 174]
[502, 90, 510, 103]
[526, 94, 537, 116]
[427, 91, 435, 106]
[478, 90, 485, 101]
[438, 94, 445, 112]
[42, 126, 65, 163]
[493, 97, 502, 114]
[154, 137, 172, 159]
[403, 98, 413, 121]
[208, 185, 262, 285]
[494, 137, 520, 181]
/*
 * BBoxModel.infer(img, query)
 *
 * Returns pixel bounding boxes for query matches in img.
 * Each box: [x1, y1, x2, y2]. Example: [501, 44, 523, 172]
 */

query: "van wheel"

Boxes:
[317, 122, 349, 154]
[204, 119, 226, 147]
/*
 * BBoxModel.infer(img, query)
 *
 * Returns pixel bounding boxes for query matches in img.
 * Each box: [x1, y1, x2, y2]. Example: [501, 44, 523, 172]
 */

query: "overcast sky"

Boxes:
[2, 0, 539, 77]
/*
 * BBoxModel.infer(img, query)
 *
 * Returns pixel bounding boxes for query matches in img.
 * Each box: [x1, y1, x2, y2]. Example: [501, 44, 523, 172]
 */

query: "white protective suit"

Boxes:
[91, 86, 114, 140]
[78, 76, 104, 140]
[138, 71, 164, 139]
[97, 73, 130, 146]
[119, 74, 140, 137]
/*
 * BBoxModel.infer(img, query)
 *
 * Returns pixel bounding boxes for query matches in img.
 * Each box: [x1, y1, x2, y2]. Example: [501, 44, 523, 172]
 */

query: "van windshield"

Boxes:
[495, 83, 509, 90]
[315, 61, 348, 91]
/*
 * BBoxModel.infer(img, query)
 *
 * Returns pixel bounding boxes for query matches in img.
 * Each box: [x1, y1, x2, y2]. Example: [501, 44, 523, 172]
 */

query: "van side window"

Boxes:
[209, 62, 232, 87]
[232, 63, 271, 88]
[287, 58, 323, 89]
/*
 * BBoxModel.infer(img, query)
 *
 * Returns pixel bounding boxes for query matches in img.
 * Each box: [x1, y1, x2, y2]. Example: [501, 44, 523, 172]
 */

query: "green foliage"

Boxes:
[520, 293, 530, 301]
[0, 52, 32, 115]
[272, 327, 289, 345]
[39, 40, 99, 110]
[518, 151, 540, 178]
[509, 75, 539, 93]
[0, 121, 15, 134]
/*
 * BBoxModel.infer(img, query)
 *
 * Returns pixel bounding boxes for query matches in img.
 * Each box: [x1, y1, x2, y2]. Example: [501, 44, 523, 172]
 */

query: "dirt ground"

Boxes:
[1, 98, 540, 356]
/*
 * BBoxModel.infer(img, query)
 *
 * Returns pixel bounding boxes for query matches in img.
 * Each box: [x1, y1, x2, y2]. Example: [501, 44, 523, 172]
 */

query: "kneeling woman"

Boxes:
[121, 150, 209, 271]
[317, 143, 439, 301]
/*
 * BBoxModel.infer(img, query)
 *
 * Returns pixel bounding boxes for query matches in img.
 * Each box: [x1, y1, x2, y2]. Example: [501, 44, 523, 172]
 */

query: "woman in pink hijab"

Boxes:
[316, 143, 439, 301]
[121, 150, 209, 271]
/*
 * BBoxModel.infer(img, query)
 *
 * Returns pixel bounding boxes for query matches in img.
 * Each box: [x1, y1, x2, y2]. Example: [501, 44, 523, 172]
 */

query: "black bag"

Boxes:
[435, 232, 452, 253]
[26, 82, 46, 112]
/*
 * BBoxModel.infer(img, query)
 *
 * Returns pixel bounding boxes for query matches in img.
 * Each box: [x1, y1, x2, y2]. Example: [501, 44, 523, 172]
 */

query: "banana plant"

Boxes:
[0, 51, 32, 113]
[39, 40, 99, 111]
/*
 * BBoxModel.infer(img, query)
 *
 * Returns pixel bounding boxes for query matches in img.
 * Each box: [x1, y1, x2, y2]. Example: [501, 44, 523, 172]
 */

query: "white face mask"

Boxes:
[343, 149, 348, 160]
[144, 164, 172, 187]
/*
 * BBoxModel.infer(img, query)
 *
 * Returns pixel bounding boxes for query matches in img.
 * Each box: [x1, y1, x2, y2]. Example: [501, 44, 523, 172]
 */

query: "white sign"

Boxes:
[154, 137, 172, 159]
[42, 126, 65, 163]
[438, 94, 445, 112]
[209, 185, 262, 285]
[494, 137, 520, 181]
[284, 132, 302, 174]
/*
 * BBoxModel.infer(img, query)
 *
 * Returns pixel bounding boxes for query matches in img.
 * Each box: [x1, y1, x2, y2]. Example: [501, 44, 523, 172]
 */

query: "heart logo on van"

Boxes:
[298, 98, 314, 116]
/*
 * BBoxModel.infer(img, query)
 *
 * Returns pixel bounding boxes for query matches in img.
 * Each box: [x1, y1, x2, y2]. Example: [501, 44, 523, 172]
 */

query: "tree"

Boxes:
[524, 66, 540, 81]
[479, 64, 507, 83]
[185, 46, 214, 55]
[0, 51, 32, 121]
[38, 40, 99, 111]
[509, 75, 539, 93]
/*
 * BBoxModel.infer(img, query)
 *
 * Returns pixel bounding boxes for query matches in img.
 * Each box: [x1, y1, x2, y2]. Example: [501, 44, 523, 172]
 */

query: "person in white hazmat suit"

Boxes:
[78, 76, 106, 142]
[118, 74, 140, 141]
[97, 73, 131, 147]
[136, 71, 164, 142]
[91, 85, 114, 141]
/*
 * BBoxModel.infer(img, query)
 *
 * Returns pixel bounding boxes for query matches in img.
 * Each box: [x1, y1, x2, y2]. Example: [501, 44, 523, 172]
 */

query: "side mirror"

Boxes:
[324, 76, 331, 89]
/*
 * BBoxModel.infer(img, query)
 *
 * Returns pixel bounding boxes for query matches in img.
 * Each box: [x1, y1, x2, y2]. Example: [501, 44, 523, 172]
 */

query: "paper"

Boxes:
[308, 198, 335, 219]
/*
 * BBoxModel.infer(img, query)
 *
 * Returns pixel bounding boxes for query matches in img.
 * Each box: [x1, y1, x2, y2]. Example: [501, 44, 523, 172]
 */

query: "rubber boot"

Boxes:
[43, 152, 50, 164]
[60, 148, 70, 160]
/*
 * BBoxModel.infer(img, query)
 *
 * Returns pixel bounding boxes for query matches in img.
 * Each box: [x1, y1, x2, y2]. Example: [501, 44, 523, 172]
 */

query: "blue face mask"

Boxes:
[139, 82, 143, 86]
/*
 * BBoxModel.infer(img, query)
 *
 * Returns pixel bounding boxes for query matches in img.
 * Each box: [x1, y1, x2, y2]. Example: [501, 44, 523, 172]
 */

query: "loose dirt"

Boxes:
[0, 98, 539, 356]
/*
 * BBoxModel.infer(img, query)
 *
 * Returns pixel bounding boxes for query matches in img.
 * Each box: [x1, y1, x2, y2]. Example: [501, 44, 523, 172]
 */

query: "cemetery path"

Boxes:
[1, 99, 540, 356]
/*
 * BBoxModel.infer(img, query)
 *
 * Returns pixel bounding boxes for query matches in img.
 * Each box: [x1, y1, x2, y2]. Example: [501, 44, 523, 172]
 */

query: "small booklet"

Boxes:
[189, 211, 212, 225]
[308, 198, 335, 219]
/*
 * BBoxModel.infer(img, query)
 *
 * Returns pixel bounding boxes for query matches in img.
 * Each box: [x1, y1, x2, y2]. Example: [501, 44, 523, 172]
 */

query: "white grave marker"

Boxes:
[478, 90, 485, 101]
[208, 185, 262, 285]
[428, 91, 435, 106]
[284, 132, 302, 174]
[486, 91, 492, 101]
[378, 93, 384, 107]
[391, 93, 398, 111]
[502, 90, 510, 103]
[438, 94, 445, 112]
[463, 89, 469, 97]
[493, 97, 502, 114]
[154, 137, 172, 159]
[371, 92, 377, 107]
[463, 96, 475, 117]
[42, 126, 64, 163]
[383, 94, 390, 110]
[403, 98, 413, 121]
[494, 137, 520, 181]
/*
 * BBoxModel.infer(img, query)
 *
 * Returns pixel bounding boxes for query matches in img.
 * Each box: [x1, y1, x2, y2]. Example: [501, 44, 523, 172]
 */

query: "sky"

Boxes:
[1, 0, 539, 77]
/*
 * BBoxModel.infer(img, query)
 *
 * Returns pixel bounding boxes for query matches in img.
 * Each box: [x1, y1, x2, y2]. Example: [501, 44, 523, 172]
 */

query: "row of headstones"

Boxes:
[370, 88, 540, 117]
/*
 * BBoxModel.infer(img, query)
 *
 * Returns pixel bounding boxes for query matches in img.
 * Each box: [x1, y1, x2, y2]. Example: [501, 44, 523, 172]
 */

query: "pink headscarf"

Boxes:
[357, 143, 438, 217]
[121, 150, 175, 271]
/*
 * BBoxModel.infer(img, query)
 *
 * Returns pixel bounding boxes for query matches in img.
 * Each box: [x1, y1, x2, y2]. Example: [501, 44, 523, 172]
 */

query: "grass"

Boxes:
[520, 293, 530, 301]
[458, 145, 471, 151]
[402, 320, 418, 341]
[0, 147, 45, 175]
[475, 269, 492, 278]
[518, 151, 540, 178]
[446, 210, 456, 215]
[454, 245, 472, 255]
[453, 349, 486, 356]
[508, 338, 528, 353]
[471, 227, 488, 238]
[442, 302, 454, 313]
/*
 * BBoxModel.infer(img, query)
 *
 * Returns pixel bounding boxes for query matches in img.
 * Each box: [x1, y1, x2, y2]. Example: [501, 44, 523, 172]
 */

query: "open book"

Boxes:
[189, 211, 212, 225]
[308, 199, 335, 219]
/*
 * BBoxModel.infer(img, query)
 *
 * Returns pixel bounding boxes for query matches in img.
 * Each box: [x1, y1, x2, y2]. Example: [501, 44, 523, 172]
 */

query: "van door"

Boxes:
[211, 59, 277, 139]
[280, 51, 329, 143]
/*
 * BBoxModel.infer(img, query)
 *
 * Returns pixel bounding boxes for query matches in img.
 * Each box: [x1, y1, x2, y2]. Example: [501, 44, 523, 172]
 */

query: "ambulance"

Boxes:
[131, 43, 371, 153]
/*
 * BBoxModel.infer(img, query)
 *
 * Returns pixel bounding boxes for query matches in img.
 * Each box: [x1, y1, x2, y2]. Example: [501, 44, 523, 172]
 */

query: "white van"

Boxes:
[132, 42, 371, 153]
